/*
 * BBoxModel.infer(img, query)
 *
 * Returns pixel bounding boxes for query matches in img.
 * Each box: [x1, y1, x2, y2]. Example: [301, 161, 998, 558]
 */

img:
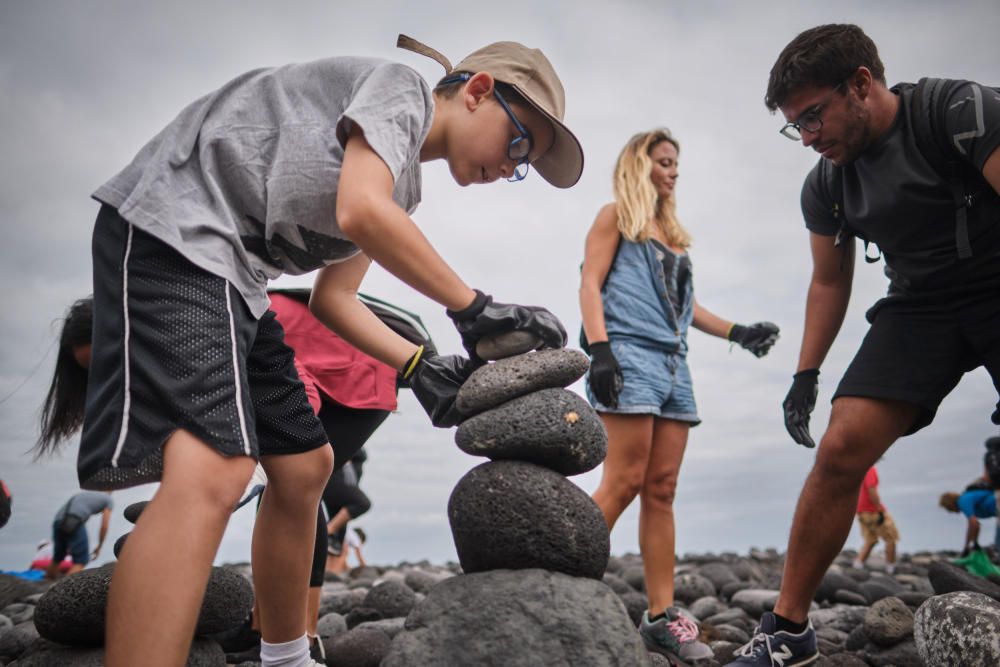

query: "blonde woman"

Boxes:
[579, 128, 779, 662]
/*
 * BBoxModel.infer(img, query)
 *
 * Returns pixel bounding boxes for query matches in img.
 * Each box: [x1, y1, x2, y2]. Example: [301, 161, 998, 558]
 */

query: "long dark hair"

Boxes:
[34, 298, 93, 458]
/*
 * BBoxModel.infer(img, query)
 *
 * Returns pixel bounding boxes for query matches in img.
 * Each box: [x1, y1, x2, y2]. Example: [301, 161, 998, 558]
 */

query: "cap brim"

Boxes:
[516, 92, 584, 189]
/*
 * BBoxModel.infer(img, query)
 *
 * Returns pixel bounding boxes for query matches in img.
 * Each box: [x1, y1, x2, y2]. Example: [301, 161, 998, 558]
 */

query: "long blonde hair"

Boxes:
[612, 128, 691, 247]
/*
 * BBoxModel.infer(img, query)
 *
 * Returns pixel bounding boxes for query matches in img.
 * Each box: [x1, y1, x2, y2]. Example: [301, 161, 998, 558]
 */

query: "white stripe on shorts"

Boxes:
[225, 283, 252, 455]
[110, 224, 135, 467]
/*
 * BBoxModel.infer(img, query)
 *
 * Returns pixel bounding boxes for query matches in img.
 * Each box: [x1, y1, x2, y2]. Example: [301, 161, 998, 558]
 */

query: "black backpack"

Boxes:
[826, 77, 998, 263]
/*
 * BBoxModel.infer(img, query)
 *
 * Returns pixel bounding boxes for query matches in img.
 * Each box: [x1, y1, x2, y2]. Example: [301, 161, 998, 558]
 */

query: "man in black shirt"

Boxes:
[727, 24, 1000, 667]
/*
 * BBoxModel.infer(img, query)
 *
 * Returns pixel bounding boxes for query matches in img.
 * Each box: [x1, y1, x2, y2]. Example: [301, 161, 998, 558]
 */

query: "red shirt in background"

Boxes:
[857, 467, 880, 514]
[269, 293, 398, 412]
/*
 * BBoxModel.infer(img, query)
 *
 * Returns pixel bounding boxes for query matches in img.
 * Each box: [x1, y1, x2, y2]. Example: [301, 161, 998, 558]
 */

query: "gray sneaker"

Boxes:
[640, 608, 713, 665]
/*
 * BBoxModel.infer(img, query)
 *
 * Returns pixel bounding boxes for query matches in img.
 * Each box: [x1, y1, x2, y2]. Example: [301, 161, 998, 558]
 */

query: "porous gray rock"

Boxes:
[354, 617, 406, 638]
[1, 603, 32, 625]
[673, 572, 717, 604]
[0, 621, 39, 660]
[928, 559, 1000, 601]
[863, 637, 922, 666]
[602, 573, 634, 595]
[448, 460, 610, 579]
[402, 569, 445, 594]
[123, 500, 149, 524]
[317, 612, 348, 640]
[711, 640, 744, 664]
[616, 590, 647, 627]
[816, 569, 864, 603]
[833, 589, 868, 606]
[698, 562, 740, 590]
[863, 596, 913, 647]
[323, 627, 392, 667]
[362, 580, 415, 619]
[817, 654, 869, 666]
[621, 565, 646, 592]
[914, 591, 1000, 667]
[344, 606, 382, 629]
[729, 589, 780, 616]
[33, 564, 252, 645]
[689, 596, 726, 620]
[475, 331, 543, 361]
[859, 580, 898, 604]
[709, 623, 750, 645]
[320, 588, 368, 616]
[455, 348, 589, 416]
[809, 605, 868, 634]
[454, 388, 606, 476]
[0, 574, 42, 610]
[381, 569, 648, 667]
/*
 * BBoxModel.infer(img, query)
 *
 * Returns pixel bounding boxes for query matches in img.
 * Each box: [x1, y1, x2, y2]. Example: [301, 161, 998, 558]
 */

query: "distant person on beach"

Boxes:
[0, 480, 11, 529]
[851, 466, 898, 573]
[579, 127, 779, 663]
[74, 32, 576, 667]
[327, 526, 367, 575]
[728, 23, 1000, 667]
[46, 490, 113, 579]
[940, 477, 999, 555]
[323, 451, 372, 561]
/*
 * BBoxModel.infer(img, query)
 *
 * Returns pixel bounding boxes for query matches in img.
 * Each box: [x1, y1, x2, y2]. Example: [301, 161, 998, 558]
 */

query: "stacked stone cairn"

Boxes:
[4, 501, 253, 666]
[383, 333, 651, 666]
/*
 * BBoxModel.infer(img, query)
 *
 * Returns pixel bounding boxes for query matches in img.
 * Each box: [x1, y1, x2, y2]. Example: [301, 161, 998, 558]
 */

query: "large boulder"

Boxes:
[448, 461, 609, 579]
[455, 388, 606, 476]
[928, 560, 1000, 601]
[33, 564, 253, 645]
[914, 591, 1000, 666]
[381, 569, 648, 666]
[456, 349, 589, 416]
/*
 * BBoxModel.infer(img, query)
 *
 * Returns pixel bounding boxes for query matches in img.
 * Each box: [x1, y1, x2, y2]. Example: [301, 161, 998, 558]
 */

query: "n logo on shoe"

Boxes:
[772, 644, 794, 666]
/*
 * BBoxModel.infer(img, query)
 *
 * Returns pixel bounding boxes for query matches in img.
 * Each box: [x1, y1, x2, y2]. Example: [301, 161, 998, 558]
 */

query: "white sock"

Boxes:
[886, 564, 895, 575]
[260, 635, 311, 667]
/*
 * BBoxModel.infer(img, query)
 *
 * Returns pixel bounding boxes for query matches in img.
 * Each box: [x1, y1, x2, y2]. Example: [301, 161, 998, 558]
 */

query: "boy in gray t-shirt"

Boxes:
[81, 34, 583, 666]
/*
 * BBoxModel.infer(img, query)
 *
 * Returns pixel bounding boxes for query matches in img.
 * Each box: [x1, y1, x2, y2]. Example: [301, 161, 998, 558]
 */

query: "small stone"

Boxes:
[362, 580, 416, 619]
[323, 627, 392, 667]
[454, 388, 606, 476]
[113, 532, 128, 558]
[617, 590, 648, 627]
[863, 596, 914, 647]
[344, 606, 382, 629]
[456, 348, 589, 416]
[317, 612, 348, 640]
[730, 589, 780, 616]
[833, 589, 868, 606]
[475, 331, 542, 361]
[673, 572, 717, 604]
[123, 501, 149, 524]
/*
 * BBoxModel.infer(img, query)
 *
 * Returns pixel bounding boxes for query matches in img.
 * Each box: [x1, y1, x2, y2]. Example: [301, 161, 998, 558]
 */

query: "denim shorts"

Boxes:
[586, 339, 700, 425]
[51, 519, 90, 565]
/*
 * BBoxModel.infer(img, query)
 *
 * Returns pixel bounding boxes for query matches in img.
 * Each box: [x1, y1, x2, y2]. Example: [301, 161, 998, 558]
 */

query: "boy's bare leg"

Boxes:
[773, 397, 919, 622]
[105, 429, 255, 667]
[254, 445, 333, 642]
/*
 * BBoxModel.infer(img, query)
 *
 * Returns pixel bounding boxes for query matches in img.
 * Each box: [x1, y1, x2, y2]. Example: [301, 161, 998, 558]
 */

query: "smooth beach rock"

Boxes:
[914, 591, 1000, 666]
[362, 580, 415, 619]
[381, 569, 648, 667]
[863, 637, 921, 666]
[808, 605, 868, 634]
[616, 590, 647, 627]
[698, 562, 740, 590]
[833, 589, 868, 606]
[447, 460, 609, 579]
[816, 569, 864, 603]
[0, 620, 39, 660]
[621, 564, 646, 592]
[863, 596, 913, 647]
[316, 611, 348, 640]
[345, 606, 382, 629]
[1, 603, 33, 625]
[323, 626, 392, 667]
[928, 559, 1000, 601]
[673, 572, 717, 604]
[123, 500, 149, 524]
[455, 348, 589, 416]
[689, 596, 726, 620]
[355, 617, 406, 639]
[730, 589, 780, 616]
[454, 388, 606, 475]
[602, 573, 633, 595]
[0, 574, 42, 610]
[34, 564, 252, 645]
[475, 330, 542, 361]
[112, 532, 128, 558]
[320, 588, 368, 616]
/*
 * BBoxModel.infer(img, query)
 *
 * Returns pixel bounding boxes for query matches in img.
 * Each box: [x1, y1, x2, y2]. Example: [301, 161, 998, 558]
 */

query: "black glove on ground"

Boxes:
[447, 290, 567, 363]
[729, 321, 781, 357]
[588, 342, 624, 409]
[783, 369, 819, 448]
[406, 350, 477, 428]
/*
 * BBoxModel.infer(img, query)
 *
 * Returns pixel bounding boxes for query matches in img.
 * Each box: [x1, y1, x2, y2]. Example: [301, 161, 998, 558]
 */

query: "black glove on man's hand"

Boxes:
[447, 290, 567, 363]
[588, 342, 624, 408]
[729, 321, 781, 357]
[405, 350, 477, 428]
[783, 369, 819, 448]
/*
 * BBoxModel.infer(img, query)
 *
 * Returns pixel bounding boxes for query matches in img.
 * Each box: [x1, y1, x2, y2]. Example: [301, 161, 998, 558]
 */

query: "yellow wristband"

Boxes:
[726, 323, 736, 340]
[402, 345, 425, 380]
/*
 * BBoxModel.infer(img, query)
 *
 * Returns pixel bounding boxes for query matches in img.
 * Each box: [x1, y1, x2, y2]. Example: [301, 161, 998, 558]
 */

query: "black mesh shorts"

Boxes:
[79, 206, 328, 490]
[834, 294, 1000, 435]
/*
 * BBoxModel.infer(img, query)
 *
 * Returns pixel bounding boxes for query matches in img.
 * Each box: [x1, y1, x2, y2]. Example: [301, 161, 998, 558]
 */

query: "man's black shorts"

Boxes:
[79, 206, 328, 490]
[834, 294, 1000, 434]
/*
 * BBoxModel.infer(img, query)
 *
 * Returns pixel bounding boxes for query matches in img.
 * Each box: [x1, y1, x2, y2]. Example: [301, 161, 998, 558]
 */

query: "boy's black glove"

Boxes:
[729, 321, 780, 357]
[447, 290, 567, 363]
[877, 511, 885, 526]
[405, 349, 477, 428]
[588, 342, 624, 408]
[783, 369, 819, 448]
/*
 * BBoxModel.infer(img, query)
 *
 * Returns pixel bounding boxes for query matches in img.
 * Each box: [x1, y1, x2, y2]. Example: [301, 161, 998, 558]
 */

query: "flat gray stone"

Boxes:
[323, 626, 391, 667]
[689, 596, 726, 620]
[448, 460, 609, 579]
[33, 564, 252, 645]
[730, 589, 780, 616]
[475, 331, 542, 361]
[381, 569, 648, 667]
[456, 348, 589, 416]
[914, 591, 1000, 666]
[454, 388, 606, 476]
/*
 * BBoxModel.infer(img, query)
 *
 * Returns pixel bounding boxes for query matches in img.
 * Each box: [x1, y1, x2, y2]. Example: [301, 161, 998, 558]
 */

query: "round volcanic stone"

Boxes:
[475, 331, 543, 361]
[448, 460, 609, 579]
[456, 348, 589, 416]
[123, 501, 149, 524]
[455, 388, 606, 475]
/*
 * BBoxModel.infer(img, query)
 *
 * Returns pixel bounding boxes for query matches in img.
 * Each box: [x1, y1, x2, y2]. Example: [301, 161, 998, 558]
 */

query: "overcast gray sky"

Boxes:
[2, 0, 999, 569]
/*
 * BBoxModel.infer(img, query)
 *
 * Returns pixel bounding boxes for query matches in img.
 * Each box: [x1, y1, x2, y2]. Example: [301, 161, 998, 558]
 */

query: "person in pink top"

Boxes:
[852, 466, 898, 574]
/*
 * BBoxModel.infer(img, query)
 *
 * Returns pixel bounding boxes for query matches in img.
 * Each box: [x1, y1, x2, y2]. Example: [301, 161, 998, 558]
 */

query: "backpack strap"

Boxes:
[826, 160, 881, 265]
[912, 77, 974, 259]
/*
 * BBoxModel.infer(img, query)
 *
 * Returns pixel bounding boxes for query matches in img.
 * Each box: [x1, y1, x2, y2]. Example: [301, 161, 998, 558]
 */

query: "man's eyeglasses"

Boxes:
[439, 73, 533, 181]
[779, 80, 848, 141]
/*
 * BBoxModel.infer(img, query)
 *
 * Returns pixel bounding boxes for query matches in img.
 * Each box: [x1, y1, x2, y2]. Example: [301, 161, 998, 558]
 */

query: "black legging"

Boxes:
[308, 400, 389, 586]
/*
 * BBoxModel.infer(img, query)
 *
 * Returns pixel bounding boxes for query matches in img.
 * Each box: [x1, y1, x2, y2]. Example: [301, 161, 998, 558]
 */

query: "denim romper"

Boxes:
[585, 237, 701, 424]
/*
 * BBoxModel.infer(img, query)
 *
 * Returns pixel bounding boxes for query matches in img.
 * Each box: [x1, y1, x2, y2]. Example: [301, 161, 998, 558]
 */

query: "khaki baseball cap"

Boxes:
[398, 34, 584, 188]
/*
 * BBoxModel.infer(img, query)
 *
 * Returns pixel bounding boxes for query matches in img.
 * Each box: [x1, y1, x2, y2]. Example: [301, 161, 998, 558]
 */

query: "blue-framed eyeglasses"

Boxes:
[779, 79, 849, 141]
[438, 73, 533, 181]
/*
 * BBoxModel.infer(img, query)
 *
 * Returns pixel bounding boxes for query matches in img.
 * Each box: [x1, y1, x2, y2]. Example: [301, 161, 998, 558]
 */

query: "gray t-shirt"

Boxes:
[94, 57, 435, 317]
[55, 491, 113, 522]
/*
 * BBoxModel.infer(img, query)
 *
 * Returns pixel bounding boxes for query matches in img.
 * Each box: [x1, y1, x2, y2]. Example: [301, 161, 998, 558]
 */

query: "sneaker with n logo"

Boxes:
[725, 611, 818, 666]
